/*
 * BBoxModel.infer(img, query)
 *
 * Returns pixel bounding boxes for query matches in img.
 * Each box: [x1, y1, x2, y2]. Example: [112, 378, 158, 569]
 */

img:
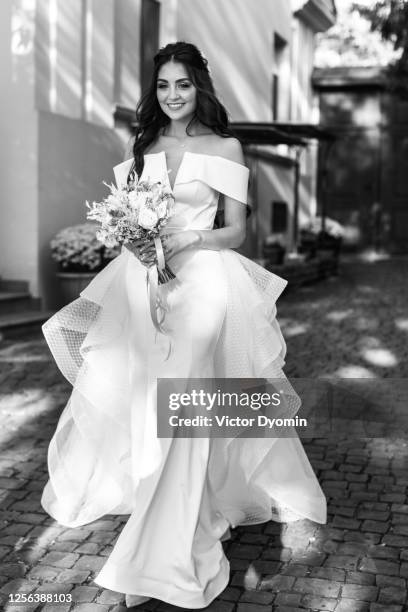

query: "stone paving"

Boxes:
[0, 254, 408, 612]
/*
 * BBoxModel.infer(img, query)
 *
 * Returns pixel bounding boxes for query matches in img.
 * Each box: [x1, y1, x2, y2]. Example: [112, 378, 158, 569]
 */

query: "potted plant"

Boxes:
[301, 217, 344, 257]
[299, 227, 317, 260]
[300, 216, 345, 277]
[262, 233, 286, 265]
[50, 223, 120, 304]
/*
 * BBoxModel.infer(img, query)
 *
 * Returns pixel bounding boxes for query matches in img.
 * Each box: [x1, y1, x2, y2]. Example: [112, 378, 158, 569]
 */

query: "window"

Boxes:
[140, 0, 161, 95]
[271, 201, 288, 232]
[272, 74, 279, 122]
[272, 33, 287, 121]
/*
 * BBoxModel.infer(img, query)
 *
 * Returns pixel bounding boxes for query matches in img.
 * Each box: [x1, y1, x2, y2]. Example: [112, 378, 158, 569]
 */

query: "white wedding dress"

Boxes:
[41, 151, 326, 608]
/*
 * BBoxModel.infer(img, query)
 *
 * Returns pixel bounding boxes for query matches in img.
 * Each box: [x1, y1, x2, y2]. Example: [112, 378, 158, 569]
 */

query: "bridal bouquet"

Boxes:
[86, 178, 175, 284]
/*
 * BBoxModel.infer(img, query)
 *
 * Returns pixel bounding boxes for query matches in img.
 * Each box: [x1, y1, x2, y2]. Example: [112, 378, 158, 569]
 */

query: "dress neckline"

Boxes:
[144, 150, 248, 192]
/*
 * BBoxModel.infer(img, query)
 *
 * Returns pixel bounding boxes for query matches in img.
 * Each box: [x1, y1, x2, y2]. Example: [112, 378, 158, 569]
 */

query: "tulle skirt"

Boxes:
[41, 246, 326, 607]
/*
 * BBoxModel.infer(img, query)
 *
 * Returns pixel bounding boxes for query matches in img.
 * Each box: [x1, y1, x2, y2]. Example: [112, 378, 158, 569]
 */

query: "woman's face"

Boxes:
[156, 60, 197, 122]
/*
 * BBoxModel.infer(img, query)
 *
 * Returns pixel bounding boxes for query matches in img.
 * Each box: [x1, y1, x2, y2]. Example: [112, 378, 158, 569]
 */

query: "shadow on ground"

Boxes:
[0, 256, 408, 611]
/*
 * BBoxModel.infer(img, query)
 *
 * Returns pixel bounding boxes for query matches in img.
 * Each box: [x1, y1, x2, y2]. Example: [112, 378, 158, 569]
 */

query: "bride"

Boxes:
[41, 41, 326, 609]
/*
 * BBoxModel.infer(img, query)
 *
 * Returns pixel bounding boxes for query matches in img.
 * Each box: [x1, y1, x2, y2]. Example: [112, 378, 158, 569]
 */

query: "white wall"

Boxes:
[290, 18, 316, 121]
[257, 160, 295, 251]
[35, 0, 127, 308]
[176, 0, 292, 121]
[0, 0, 39, 291]
[38, 112, 123, 308]
[115, 0, 142, 108]
[1, 0, 328, 302]
[2, 0, 141, 307]
[174, 0, 320, 249]
[291, 18, 319, 225]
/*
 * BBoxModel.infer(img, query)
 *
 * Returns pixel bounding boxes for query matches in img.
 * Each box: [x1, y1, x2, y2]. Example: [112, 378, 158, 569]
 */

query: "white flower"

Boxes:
[96, 228, 119, 249]
[107, 195, 121, 210]
[138, 206, 158, 230]
[156, 200, 169, 219]
[128, 191, 147, 211]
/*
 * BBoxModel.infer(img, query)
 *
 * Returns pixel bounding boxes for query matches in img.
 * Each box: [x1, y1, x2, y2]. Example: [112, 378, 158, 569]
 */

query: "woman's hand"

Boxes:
[125, 231, 200, 267]
[125, 238, 157, 266]
[161, 231, 201, 261]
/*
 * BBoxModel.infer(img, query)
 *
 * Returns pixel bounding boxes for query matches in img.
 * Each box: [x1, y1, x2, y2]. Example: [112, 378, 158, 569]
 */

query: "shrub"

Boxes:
[50, 223, 120, 272]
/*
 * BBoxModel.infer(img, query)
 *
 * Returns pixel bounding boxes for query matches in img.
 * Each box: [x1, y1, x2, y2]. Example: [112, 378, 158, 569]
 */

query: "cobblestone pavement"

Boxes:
[1, 255, 408, 612]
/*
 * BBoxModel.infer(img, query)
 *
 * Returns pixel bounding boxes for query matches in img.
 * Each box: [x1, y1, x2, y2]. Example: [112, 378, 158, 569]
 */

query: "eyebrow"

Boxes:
[156, 78, 191, 83]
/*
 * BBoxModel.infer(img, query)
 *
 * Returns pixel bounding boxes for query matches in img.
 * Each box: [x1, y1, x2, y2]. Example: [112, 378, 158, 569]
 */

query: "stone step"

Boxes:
[0, 310, 53, 339]
[0, 291, 41, 315]
[0, 278, 29, 292]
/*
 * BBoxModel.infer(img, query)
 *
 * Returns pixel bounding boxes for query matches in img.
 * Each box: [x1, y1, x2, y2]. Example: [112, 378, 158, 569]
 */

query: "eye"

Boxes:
[157, 83, 167, 89]
[178, 82, 191, 89]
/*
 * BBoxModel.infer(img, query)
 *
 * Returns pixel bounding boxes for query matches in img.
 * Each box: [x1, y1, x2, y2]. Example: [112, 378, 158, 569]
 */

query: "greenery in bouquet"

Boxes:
[50, 223, 121, 273]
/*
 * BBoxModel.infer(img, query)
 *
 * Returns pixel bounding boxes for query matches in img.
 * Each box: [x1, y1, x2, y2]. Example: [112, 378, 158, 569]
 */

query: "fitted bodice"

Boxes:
[113, 151, 249, 232]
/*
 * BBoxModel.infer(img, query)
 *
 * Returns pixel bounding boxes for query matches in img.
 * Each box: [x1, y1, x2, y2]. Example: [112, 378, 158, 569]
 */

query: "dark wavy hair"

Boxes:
[132, 41, 236, 176]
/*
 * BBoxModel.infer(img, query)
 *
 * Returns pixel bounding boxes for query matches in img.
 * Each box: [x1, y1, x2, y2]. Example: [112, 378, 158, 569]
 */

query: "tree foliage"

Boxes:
[352, 0, 408, 95]
[315, 0, 408, 95]
[315, 1, 400, 68]
[353, 1, 408, 53]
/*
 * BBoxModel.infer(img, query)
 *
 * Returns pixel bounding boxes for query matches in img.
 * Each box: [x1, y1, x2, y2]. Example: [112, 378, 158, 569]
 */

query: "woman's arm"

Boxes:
[192, 196, 247, 250]
[157, 138, 247, 260]
[158, 193, 246, 261]
[195, 137, 247, 249]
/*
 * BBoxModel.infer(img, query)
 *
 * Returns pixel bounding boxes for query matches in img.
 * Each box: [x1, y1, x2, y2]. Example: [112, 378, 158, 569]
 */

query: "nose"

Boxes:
[167, 85, 181, 100]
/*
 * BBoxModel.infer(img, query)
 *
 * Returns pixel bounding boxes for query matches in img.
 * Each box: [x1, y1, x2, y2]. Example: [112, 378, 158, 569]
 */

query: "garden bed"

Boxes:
[256, 251, 339, 290]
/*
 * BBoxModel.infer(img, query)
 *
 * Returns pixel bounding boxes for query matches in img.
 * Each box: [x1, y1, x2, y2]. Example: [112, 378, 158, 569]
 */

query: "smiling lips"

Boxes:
[167, 103, 185, 110]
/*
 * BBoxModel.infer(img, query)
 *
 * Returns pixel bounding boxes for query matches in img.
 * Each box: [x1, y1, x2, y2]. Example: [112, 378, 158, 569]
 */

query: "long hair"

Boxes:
[132, 41, 236, 176]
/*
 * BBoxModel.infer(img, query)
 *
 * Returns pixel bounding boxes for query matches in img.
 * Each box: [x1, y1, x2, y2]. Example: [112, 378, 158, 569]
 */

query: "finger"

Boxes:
[141, 251, 156, 261]
[128, 244, 140, 256]
[135, 238, 154, 251]
[140, 245, 155, 255]
[140, 251, 156, 262]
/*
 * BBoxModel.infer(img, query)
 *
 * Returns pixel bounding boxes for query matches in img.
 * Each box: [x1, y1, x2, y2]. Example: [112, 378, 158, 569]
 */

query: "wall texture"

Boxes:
[0, 0, 39, 291]
[174, 0, 324, 253]
[2, 0, 140, 307]
[38, 112, 122, 307]
[1, 0, 334, 303]
[176, 0, 292, 122]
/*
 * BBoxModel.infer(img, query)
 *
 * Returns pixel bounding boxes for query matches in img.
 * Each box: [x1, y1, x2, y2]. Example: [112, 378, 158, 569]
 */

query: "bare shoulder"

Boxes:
[209, 135, 244, 165]
[220, 136, 245, 163]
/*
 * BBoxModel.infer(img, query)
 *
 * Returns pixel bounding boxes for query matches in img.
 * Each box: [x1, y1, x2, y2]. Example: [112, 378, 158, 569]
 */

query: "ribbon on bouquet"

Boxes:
[146, 236, 167, 334]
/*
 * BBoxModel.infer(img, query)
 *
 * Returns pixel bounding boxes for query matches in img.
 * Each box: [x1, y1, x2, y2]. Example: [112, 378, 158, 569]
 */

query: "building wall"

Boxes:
[173, 0, 325, 253]
[116, 0, 142, 108]
[35, 0, 128, 307]
[291, 18, 316, 122]
[1, 0, 333, 306]
[315, 67, 408, 252]
[256, 159, 295, 249]
[0, 0, 39, 291]
[1, 0, 141, 308]
[38, 112, 121, 307]
[290, 18, 320, 227]
[176, 0, 292, 122]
